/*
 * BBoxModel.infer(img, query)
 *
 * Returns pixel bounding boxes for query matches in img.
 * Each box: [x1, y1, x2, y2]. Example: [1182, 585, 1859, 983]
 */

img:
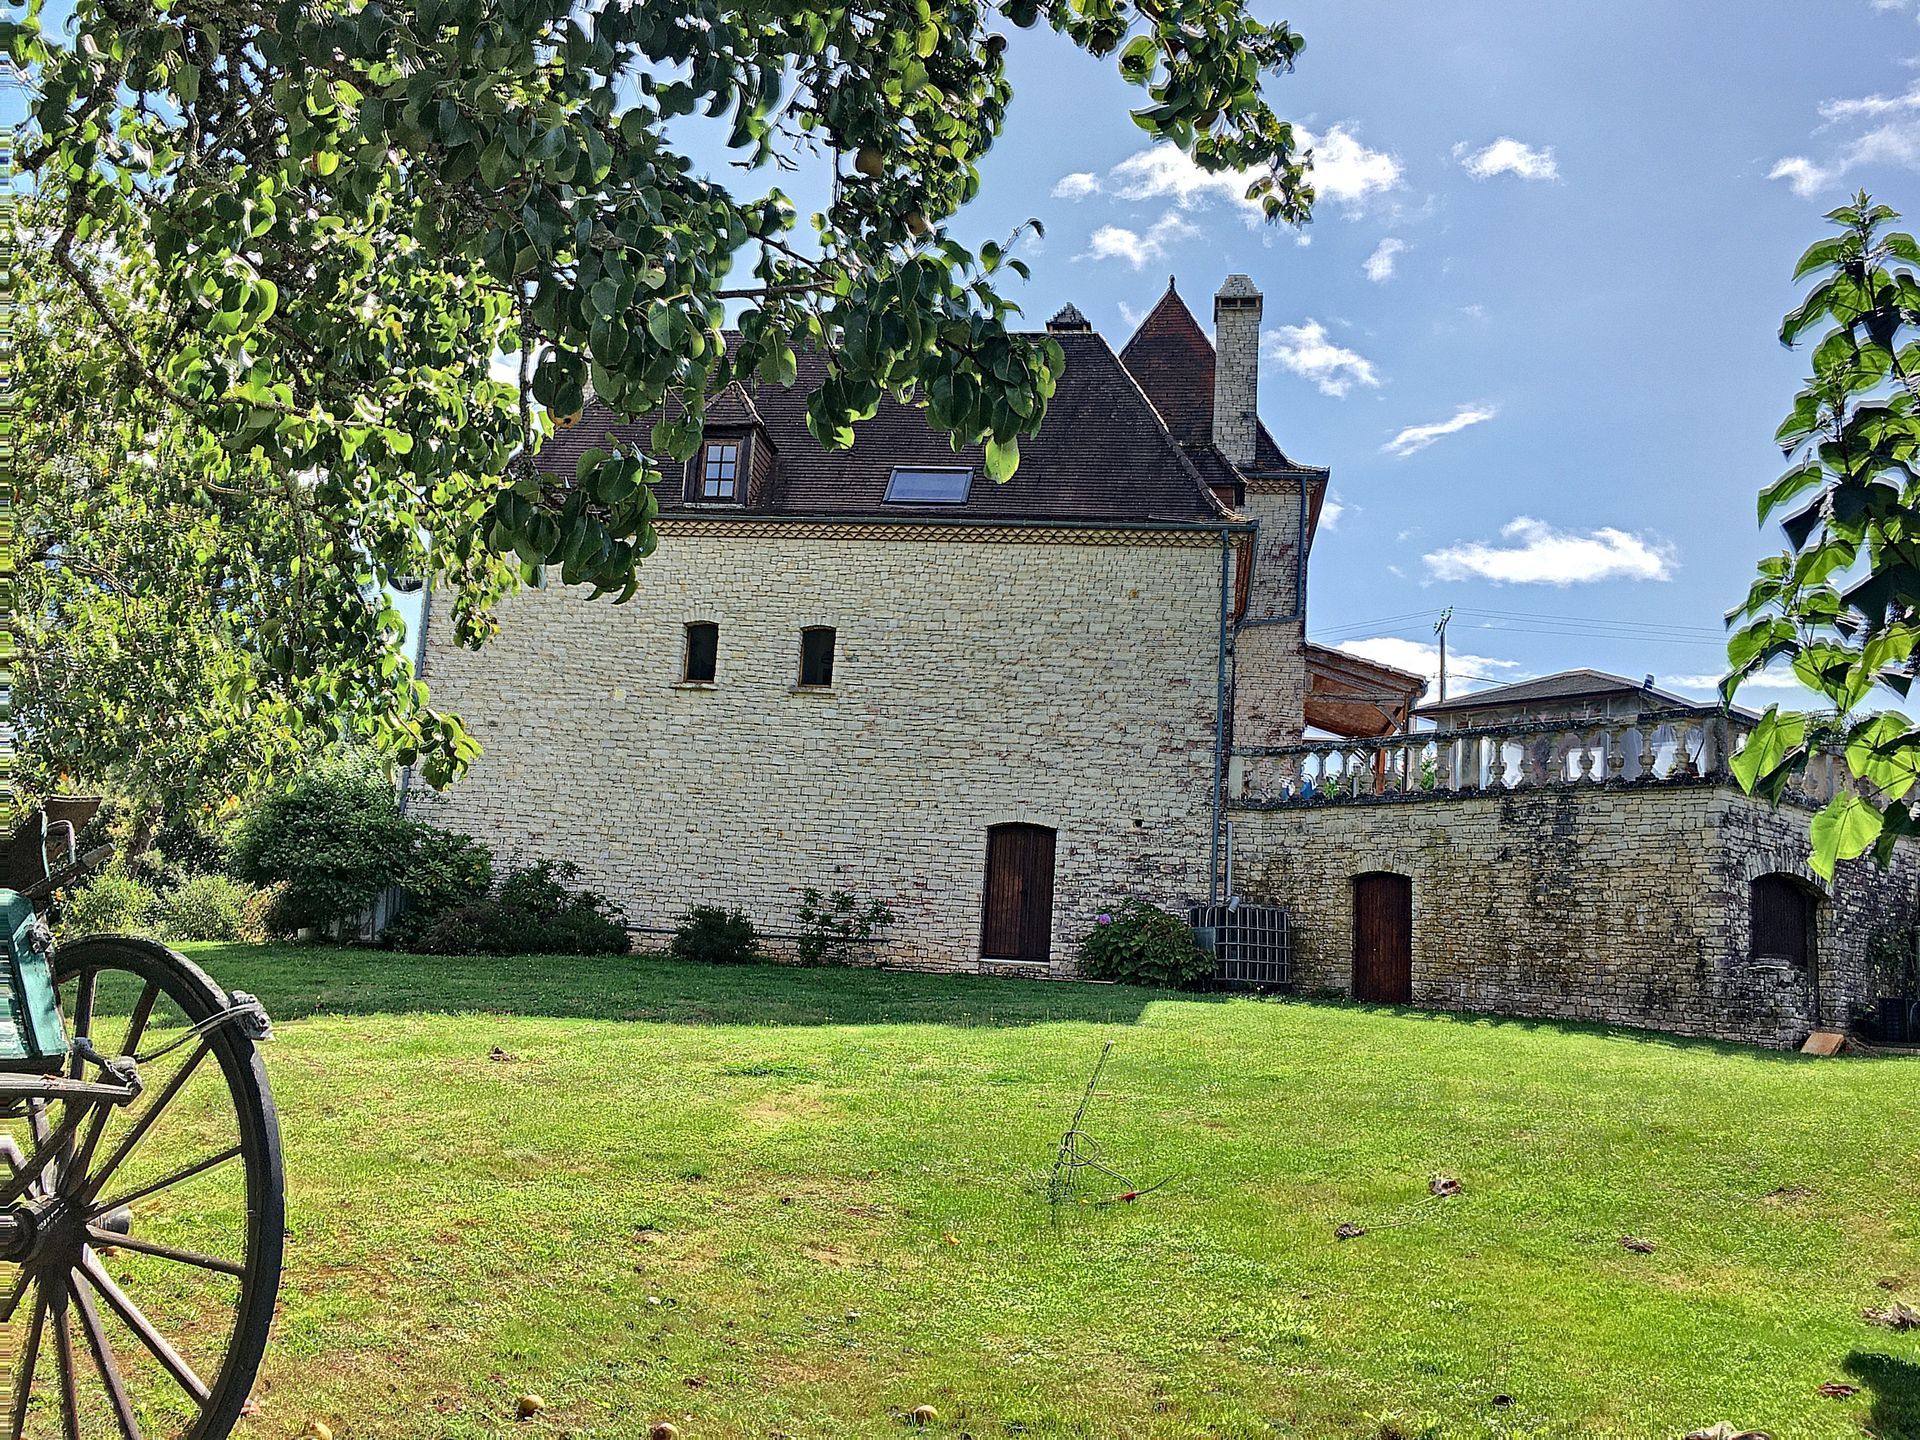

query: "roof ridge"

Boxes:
[1093, 328, 1234, 520]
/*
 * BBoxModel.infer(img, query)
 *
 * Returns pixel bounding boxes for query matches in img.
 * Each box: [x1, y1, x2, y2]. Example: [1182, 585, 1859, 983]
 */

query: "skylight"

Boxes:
[884, 467, 973, 504]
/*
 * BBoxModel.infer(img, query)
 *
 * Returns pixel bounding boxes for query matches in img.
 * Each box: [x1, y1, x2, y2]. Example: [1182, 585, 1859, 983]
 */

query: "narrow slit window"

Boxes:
[700, 440, 741, 500]
[799, 627, 836, 688]
[684, 622, 718, 683]
[884, 467, 973, 504]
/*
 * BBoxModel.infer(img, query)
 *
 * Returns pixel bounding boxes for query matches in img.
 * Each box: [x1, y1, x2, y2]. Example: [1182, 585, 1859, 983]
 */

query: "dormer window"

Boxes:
[699, 439, 741, 501]
[884, 467, 972, 505]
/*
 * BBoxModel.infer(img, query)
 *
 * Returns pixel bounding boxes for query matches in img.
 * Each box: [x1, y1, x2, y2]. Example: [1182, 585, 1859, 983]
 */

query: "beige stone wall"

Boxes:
[1230, 482, 1308, 749]
[416, 525, 1237, 970]
[1230, 783, 1918, 1047]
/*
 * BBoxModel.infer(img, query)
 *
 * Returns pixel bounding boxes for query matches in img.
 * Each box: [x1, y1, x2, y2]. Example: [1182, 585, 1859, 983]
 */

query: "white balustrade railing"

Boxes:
[1230, 711, 1848, 808]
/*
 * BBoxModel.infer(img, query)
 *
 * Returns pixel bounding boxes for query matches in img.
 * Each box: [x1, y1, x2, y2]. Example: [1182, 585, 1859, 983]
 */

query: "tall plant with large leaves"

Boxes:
[1729, 195, 1920, 876]
[11, 0, 1318, 795]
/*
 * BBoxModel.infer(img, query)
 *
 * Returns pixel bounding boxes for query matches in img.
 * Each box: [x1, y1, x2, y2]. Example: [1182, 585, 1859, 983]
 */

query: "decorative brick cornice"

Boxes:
[654, 516, 1231, 548]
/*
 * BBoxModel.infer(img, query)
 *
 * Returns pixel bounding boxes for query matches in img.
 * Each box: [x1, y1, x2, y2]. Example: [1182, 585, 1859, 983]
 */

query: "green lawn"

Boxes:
[185, 944, 1920, 1440]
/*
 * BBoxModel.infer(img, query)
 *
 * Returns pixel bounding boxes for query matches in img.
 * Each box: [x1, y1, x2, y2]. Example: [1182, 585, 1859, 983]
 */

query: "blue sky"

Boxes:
[907, 0, 1920, 702]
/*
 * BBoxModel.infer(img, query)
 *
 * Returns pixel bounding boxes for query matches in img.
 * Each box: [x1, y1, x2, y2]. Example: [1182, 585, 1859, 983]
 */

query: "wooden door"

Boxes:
[1750, 875, 1811, 967]
[1353, 872, 1412, 1004]
[981, 824, 1056, 962]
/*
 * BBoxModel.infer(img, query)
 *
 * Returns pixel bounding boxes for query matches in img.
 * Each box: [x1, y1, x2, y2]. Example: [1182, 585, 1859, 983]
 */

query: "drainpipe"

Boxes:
[1210, 526, 1233, 907]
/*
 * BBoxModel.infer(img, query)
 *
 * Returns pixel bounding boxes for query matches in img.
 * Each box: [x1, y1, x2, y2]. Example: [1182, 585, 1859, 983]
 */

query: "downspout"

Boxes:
[1210, 526, 1233, 907]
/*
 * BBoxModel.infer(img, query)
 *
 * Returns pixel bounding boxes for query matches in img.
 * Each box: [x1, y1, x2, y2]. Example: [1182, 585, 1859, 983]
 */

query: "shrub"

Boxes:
[230, 758, 413, 934]
[1076, 899, 1212, 989]
[159, 874, 267, 943]
[391, 859, 629, 956]
[671, 904, 760, 965]
[403, 825, 494, 918]
[794, 888, 894, 967]
[61, 871, 161, 938]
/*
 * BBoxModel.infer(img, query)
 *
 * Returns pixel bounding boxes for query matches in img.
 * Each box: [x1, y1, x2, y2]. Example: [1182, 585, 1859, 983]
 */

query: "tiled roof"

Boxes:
[1116, 282, 1323, 479]
[1416, 668, 1755, 721]
[537, 329, 1233, 524]
[534, 280, 1332, 527]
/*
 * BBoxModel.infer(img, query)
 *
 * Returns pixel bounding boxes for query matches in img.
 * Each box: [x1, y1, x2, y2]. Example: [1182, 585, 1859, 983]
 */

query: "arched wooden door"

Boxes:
[1353, 872, 1412, 1004]
[981, 824, 1056, 962]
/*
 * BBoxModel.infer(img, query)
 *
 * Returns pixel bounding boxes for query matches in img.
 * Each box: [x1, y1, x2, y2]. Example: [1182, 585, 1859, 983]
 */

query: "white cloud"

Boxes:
[1383, 403, 1498, 458]
[1363, 237, 1405, 283]
[1052, 171, 1102, 201]
[1263, 321, 1381, 398]
[1081, 211, 1196, 269]
[1319, 493, 1346, 529]
[1334, 637, 1521, 703]
[1106, 127, 1401, 222]
[1423, 517, 1676, 586]
[1771, 81, 1920, 196]
[1117, 300, 1145, 331]
[1665, 670, 1805, 692]
[1455, 138, 1560, 182]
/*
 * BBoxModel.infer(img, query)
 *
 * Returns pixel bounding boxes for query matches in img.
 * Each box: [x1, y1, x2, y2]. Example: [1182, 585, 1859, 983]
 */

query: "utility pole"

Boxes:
[1434, 607, 1453, 704]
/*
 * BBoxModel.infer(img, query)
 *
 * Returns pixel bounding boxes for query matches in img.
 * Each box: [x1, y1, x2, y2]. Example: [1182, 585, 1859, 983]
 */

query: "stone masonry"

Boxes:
[1229, 782, 1919, 1048]
[416, 523, 1240, 971]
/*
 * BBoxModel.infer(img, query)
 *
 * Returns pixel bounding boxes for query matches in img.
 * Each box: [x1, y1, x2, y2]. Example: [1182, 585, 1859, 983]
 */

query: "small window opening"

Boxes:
[884, 467, 973, 504]
[700, 440, 741, 500]
[799, 627, 836, 688]
[683, 622, 718, 684]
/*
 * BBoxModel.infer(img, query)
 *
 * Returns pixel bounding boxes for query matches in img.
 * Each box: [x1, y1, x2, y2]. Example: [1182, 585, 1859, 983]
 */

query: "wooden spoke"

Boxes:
[1, 1264, 28, 1325]
[80, 1249, 212, 1406]
[52, 1288, 82, 1440]
[72, 1275, 138, 1439]
[0, 1104, 94, 1208]
[90, 1144, 242, 1221]
[66, 969, 97, 1082]
[74, 1267, 145, 1440]
[118, 982, 161, 1063]
[12, 1290, 46, 1439]
[89, 1226, 247, 1279]
[79, 1040, 210, 1207]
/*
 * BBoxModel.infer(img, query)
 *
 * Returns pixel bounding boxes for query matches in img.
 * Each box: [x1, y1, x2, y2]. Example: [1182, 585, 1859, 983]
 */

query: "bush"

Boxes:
[230, 758, 413, 934]
[61, 871, 161, 937]
[1076, 899, 1212, 989]
[392, 859, 629, 956]
[403, 825, 493, 918]
[159, 874, 268, 943]
[794, 888, 894, 967]
[671, 904, 760, 965]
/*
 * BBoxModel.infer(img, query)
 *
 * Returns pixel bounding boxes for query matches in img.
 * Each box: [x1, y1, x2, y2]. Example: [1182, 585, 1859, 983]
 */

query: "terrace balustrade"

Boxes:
[1229, 710, 1850, 809]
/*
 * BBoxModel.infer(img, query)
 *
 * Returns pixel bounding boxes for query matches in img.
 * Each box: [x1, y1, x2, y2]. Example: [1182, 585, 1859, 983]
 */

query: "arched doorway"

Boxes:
[1352, 872, 1412, 1004]
[981, 824, 1056, 962]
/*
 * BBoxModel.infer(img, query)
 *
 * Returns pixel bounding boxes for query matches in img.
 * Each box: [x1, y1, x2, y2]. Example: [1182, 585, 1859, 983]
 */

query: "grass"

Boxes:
[181, 943, 1920, 1439]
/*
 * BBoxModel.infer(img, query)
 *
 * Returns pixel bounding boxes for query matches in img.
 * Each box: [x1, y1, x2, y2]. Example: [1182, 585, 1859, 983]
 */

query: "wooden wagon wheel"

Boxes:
[2, 938, 284, 1439]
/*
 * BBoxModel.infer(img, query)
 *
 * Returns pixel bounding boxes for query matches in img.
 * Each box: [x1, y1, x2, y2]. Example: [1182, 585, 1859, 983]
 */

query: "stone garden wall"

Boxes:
[1229, 782, 1918, 1048]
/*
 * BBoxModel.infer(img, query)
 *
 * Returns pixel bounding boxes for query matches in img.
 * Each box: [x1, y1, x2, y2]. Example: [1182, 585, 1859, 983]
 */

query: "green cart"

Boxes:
[1, 799, 283, 1439]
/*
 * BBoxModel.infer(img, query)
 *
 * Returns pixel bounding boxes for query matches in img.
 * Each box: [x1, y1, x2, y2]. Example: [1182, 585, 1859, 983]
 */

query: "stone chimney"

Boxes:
[1212, 274, 1263, 467]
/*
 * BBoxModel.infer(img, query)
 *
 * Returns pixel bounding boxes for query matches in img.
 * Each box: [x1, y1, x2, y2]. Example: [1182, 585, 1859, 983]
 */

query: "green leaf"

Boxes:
[1730, 707, 1807, 795]
[1810, 791, 1883, 880]
[984, 436, 1019, 484]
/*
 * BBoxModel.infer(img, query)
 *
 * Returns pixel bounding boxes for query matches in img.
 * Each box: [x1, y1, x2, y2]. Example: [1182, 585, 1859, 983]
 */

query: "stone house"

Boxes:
[416, 274, 1916, 1047]
[417, 276, 1415, 974]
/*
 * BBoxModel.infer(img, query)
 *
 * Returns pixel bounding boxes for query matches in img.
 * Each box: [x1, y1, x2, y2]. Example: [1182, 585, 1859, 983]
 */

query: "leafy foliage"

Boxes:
[396, 859, 628, 956]
[1076, 899, 1210, 989]
[794, 887, 894, 966]
[13, 0, 1315, 789]
[159, 874, 272, 943]
[229, 757, 416, 932]
[59, 871, 162, 938]
[1729, 195, 1920, 876]
[671, 905, 762, 966]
